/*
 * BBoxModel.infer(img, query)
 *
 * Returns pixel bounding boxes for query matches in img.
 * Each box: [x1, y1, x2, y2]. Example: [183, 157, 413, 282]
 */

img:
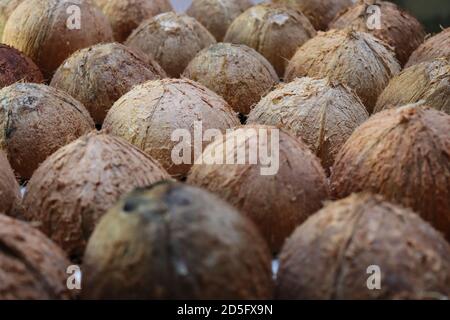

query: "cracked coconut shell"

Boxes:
[0, 83, 95, 180]
[103, 78, 239, 179]
[223, 3, 316, 77]
[82, 181, 273, 299]
[186, 0, 252, 41]
[2, 0, 113, 79]
[187, 125, 330, 253]
[125, 12, 216, 78]
[248, 77, 369, 171]
[375, 58, 450, 114]
[0, 150, 19, 216]
[183, 43, 279, 115]
[51, 43, 166, 125]
[330, 105, 450, 241]
[0, 0, 23, 39]
[285, 29, 401, 113]
[22, 132, 170, 260]
[406, 27, 450, 68]
[0, 214, 71, 299]
[276, 193, 450, 300]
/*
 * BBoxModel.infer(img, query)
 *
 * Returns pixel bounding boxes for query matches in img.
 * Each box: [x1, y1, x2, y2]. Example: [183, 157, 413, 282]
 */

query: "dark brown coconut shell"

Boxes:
[224, 3, 316, 77]
[82, 181, 273, 299]
[406, 28, 450, 68]
[248, 77, 369, 171]
[125, 12, 216, 77]
[330, 0, 425, 66]
[183, 43, 279, 115]
[276, 193, 450, 300]
[187, 125, 330, 253]
[2, 0, 114, 79]
[51, 43, 166, 125]
[0, 214, 72, 299]
[0, 0, 23, 39]
[0, 150, 19, 215]
[22, 132, 170, 260]
[330, 105, 450, 241]
[375, 59, 450, 114]
[285, 29, 401, 112]
[0, 83, 95, 180]
[103, 78, 239, 179]
[186, 0, 252, 41]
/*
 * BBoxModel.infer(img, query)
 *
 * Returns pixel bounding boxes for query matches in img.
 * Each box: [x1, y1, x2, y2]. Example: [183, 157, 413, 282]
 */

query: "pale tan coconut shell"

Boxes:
[406, 28, 450, 68]
[0, 0, 23, 39]
[0, 150, 19, 215]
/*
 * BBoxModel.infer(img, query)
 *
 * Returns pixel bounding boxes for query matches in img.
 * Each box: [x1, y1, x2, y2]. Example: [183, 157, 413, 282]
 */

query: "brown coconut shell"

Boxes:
[0, 83, 95, 180]
[330, 0, 425, 66]
[0, 150, 19, 215]
[2, 0, 114, 79]
[406, 27, 450, 68]
[187, 125, 330, 253]
[125, 12, 216, 77]
[50, 43, 166, 125]
[248, 77, 369, 171]
[22, 132, 170, 260]
[330, 105, 450, 241]
[0, 0, 23, 39]
[183, 43, 279, 115]
[186, 0, 252, 41]
[276, 193, 450, 300]
[223, 3, 316, 77]
[82, 181, 273, 299]
[103, 78, 240, 179]
[375, 58, 450, 114]
[285, 29, 401, 113]
[0, 214, 72, 299]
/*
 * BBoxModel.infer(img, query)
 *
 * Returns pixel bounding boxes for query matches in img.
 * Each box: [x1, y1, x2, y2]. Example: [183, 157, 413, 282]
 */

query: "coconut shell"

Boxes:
[103, 78, 239, 179]
[183, 43, 279, 115]
[22, 132, 170, 260]
[248, 77, 369, 171]
[276, 193, 450, 300]
[0, 150, 19, 215]
[187, 125, 329, 253]
[285, 29, 401, 112]
[223, 3, 316, 77]
[186, 0, 252, 41]
[406, 28, 450, 68]
[0, 83, 95, 180]
[2, 0, 114, 79]
[125, 12, 216, 77]
[0, 214, 72, 299]
[82, 181, 273, 299]
[50, 43, 166, 125]
[375, 59, 450, 114]
[330, 105, 450, 241]
[0, 0, 23, 39]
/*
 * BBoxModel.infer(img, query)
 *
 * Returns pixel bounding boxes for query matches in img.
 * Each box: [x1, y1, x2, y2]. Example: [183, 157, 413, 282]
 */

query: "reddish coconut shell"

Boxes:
[103, 78, 239, 179]
[330, 105, 450, 241]
[0, 0, 23, 40]
[0, 214, 72, 299]
[183, 43, 279, 115]
[224, 3, 316, 77]
[0, 83, 95, 180]
[285, 29, 401, 112]
[276, 193, 450, 300]
[248, 77, 369, 171]
[51, 43, 166, 125]
[406, 28, 450, 68]
[0, 150, 19, 215]
[82, 181, 273, 299]
[125, 12, 216, 77]
[22, 132, 170, 260]
[187, 125, 330, 253]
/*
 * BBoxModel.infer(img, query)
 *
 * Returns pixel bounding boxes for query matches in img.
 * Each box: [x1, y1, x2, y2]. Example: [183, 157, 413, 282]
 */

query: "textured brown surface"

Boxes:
[248, 77, 369, 171]
[406, 27, 450, 67]
[276, 193, 450, 300]
[330, 105, 450, 241]
[0, 150, 19, 215]
[0, 83, 95, 180]
[187, 125, 329, 253]
[285, 29, 401, 112]
[375, 59, 450, 114]
[22, 132, 170, 260]
[0, 0, 23, 39]
[224, 3, 316, 77]
[125, 12, 216, 77]
[103, 78, 239, 178]
[0, 214, 71, 300]
[2, 0, 113, 80]
[82, 181, 273, 299]
[51, 43, 166, 125]
[183, 43, 279, 115]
